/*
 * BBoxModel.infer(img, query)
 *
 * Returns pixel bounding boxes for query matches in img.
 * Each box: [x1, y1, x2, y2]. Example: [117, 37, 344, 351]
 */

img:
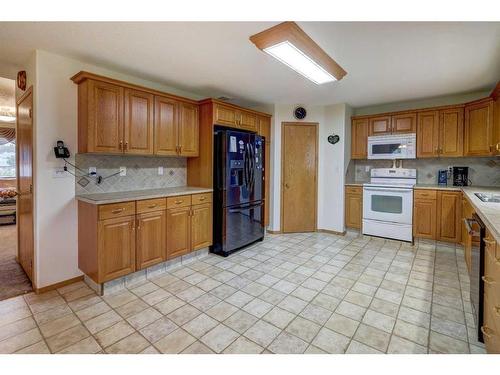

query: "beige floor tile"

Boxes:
[223, 336, 264, 354]
[310, 293, 340, 311]
[398, 306, 430, 329]
[343, 290, 373, 308]
[190, 293, 222, 310]
[243, 320, 281, 347]
[263, 307, 295, 329]
[115, 298, 149, 319]
[304, 344, 327, 354]
[277, 295, 308, 314]
[154, 296, 186, 315]
[28, 296, 67, 314]
[182, 314, 219, 338]
[299, 304, 332, 325]
[105, 332, 150, 354]
[154, 328, 196, 353]
[346, 340, 384, 354]
[431, 303, 466, 325]
[127, 307, 162, 330]
[402, 295, 432, 314]
[311, 327, 350, 353]
[285, 316, 321, 343]
[223, 310, 259, 334]
[58, 336, 102, 354]
[225, 290, 254, 308]
[387, 335, 427, 354]
[335, 300, 366, 321]
[76, 301, 111, 322]
[130, 282, 160, 297]
[84, 310, 123, 334]
[206, 301, 239, 321]
[0, 306, 32, 327]
[15, 340, 50, 354]
[181, 341, 215, 354]
[354, 324, 391, 352]
[140, 345, 161, 354]
[200, 324, 239, 353]
[39, 313, 80, 338]
[68, 294, 103, 312]
[103, 290, 138, 309]
[0, 327, 42, 353]
[62, 286, 95, 302]
[362, 310, 396, 333]
[429, 331, 469, 353]
[94, 320, 135, 348]
[268, 332, 308, 354]
[430, 316, 468, 341]
[393, 319, 429, 347]
[0, 316, 37, 341]
[141, 288, 172, 305]
[325, 313, 359, 338]
[57, 281, 88, 295]
[140, 316, 178, 343]
[46, 324, 90, 352]
[33, 304, 73, 326]
[167, 304, 201, 326]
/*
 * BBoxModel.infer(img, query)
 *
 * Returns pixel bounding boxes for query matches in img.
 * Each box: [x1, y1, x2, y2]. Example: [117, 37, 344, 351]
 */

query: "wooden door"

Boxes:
[166, 206, 191, 259]
[215, 104, 238, 127]
[178, 103, 199, 157]
[440, 107, 464, 157]
[16, 87, 34, 282]
[281, 122, 318, 233]
[464, 99, 494, 156]
[239, 111, 258, 132]
[154, 96, 178, 156]
[351, 118, 368, 159]
[88, 80, 124, 153]
[391, 113, 416, 134]
[123, 89, 154, 155]
[413, 199, 437, 239]
[191, 203, 212, 251]
[369, 116, 392, 135]
[98, 216, 136, 282]
[258, 116, 271, 227]
[493, 91, 500, 156]
[416, 110, 439, 158]
[136, 210, 166, 270]
[345, 188, 362, 229]
[436, 191, 462, 243]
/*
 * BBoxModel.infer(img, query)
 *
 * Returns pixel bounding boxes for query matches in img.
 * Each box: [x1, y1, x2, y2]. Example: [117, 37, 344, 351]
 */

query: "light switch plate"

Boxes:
[158, 166, 164, 176]
[119, 166, 126, 176]
[53, 167, 68, 178]
[365, 166, 370, 172]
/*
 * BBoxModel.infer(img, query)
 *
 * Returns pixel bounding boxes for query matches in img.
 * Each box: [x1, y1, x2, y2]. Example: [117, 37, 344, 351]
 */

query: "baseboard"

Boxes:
[35, 275, 84, 294]
[266, 229, 282, 234]
[317, 228, 346, 236]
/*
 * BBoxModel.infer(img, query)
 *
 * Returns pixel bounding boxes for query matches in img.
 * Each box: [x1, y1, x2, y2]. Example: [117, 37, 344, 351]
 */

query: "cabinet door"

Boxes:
[258, 116, 271, 226]
[98, 216, 135, 283]
[369, 116, 392, 135]
[154, 96, 178, 156]
[239, 111, 258, 132]
[462, 197, 473, 274]
[178, 103, 199, 157]
[351, 118, 368, 159]
[413, 199, 437, 239]
[345, 192, 362, 229]
[136, 210, 166, 270]
[416, 110, 439, 158]
[123, 89, 154, 155]
[464, 99, 494, 156]
[166, 206, 191, 259]
[87, 80, 124, 153]
[436, 191, 462, 243]
[215, 104, 238, 127]
[440, 107, 464, 157]
[391, 113, 416, 134]
[191, 203, 212, 251]
[493, 94, 500, 156]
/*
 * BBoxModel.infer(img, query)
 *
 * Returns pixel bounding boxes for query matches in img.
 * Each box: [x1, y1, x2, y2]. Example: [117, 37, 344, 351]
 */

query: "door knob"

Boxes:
[285, 183, 290, 189]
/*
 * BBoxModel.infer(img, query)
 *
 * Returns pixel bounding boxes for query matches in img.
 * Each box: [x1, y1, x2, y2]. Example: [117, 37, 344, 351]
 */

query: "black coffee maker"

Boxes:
[451, 166, 469, 186]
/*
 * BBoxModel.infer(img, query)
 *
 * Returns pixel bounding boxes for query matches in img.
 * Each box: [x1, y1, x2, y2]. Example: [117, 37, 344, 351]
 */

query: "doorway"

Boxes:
[280, 122, 318, 233]
[0, 78, 32, 301]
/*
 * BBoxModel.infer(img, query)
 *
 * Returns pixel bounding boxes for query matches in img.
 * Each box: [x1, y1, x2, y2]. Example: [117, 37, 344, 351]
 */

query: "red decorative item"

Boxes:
[17, 70, 27, 91]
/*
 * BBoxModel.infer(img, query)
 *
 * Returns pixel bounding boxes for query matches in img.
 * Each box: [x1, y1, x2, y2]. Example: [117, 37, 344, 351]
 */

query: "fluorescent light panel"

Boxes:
[264, 41, 336, 84]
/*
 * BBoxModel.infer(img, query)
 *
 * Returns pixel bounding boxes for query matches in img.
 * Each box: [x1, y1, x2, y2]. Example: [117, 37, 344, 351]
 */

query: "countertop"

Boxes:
[461, 186, 500, 244]
[76, 186, 213, 205]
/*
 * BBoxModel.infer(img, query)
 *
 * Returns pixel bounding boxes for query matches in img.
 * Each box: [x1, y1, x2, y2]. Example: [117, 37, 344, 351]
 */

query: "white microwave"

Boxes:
[367, 134, 416, 160]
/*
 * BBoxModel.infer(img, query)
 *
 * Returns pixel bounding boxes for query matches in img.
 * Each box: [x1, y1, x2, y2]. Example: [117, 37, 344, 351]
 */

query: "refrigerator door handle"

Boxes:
[228, 201, 263, 213]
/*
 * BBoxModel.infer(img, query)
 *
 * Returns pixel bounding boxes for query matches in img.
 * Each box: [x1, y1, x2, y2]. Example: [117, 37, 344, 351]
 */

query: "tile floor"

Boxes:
[0, 232, 486, 354]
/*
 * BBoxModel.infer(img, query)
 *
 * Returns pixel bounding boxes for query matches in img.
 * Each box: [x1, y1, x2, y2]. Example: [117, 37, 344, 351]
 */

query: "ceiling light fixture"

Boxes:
[250, 22, 346, 84]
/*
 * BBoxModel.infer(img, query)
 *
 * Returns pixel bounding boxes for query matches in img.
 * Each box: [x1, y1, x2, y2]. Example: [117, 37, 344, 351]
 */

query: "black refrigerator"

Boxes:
[211, 128, 265, 256]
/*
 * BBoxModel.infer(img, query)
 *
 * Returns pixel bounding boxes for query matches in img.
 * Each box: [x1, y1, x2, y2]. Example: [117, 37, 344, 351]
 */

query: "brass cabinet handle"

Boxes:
[495, 306, 500, 316]
[482, 276, 496, 285]
[199, 197, 206, 201]
[119, 141, 123, 150]
[484, 238, 496, 245]
[175, 200, 183, 204]
[285, 183, 290, 189]
[179, 145, 182, 154]
[481, 326, 493, 339]
[125, 142, 128, 151]
[111, 208, 124, 214]
[148, 204, 157, 208]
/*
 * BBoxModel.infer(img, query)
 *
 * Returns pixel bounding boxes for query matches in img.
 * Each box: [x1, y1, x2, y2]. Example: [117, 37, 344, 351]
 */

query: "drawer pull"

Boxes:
[111, 208, 124, 214]
[148, 204, 158, 208]
[175, 200, 183, 204]
[482, 276, 496, 285]
[481, 326, 494, 339]
[199, 197, 206, 201]
[495, 306, 500, 316]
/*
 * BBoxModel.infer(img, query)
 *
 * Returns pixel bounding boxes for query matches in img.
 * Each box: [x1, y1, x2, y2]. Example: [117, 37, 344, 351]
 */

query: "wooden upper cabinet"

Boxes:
[492, 90, 500, 156]
[98, 215, 136, 283]
[191, 203, 212, 251]
[464, 99, 494, 156]
[391, 113, 416, 134]
[440, 107, 464, 157]
[369, 116, 392, 135]
[178, 102, 199, 157]
[239, 111, 258, 132]
[136, 210, 166, 270]
[154, 96, 178, 156]
[124, 89, 154, 155]
[215, 104, 238, 127]
[436, 190, 462, 243]
[417, 110, 439, 158]
[351, 118, 369, 159]
[86, 80, 124, 153]
[166, 206, 191, 259]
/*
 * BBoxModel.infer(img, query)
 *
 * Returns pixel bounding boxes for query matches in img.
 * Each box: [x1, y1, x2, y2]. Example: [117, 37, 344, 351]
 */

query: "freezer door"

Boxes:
[224, 201, 264, 253]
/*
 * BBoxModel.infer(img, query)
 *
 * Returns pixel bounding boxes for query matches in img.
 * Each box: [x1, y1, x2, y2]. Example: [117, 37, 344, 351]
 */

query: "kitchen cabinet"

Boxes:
[166, 206, 191, 259]
[369, 116, 392, 135]
[436, 190, 462, 243]
[136, 199, 167, 270]
[258, 116, 271, 227]
[461, 196, 474, 274]
[413, 190, 437, 239]
[191, 203, 212, 251]
[239, 111, 258, 131]
[416, 110, 440, 158]
[214, 103, 258, 132]
[464, 98, 494, 156]
[483, 229, 500, 353]
[345, 186, 362, 229]
[72, 71, 200, 157]
[391, 112, 416, 134]
[492, 84, 500, 156]
[351, 118, 368, 159]
[124, 88, 154, 155]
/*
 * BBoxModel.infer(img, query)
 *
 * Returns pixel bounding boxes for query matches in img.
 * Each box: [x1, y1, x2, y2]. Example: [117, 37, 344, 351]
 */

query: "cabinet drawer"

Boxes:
[192, 193, 212, 205]
[99, 201, 135, 220]
[167, 195, 192, 209]
[414, 189, 437, 200]
[345, 186, 362, 195]
[136, 198, 167, 214]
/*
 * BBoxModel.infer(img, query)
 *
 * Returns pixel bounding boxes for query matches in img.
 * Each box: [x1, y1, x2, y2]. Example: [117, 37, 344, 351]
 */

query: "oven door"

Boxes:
[363, 186, 413, 224]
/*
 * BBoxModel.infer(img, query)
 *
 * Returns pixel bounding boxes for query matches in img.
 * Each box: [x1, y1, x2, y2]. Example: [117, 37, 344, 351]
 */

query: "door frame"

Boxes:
[16, 85, 35, 287]
[280, 121, 319, 233]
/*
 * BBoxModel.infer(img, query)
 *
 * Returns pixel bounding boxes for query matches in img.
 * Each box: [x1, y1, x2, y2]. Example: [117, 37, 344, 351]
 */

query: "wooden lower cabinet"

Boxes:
[166, 206, 191, 259]
[191, 203, 212, 251]
[413, 198, 436, 239]
[483, 230, 500, 353]
[98, 215, 136, 283]
[345, 186, 362, 229]
[462, 196, 474, 274]
[136, 210, 166, 270]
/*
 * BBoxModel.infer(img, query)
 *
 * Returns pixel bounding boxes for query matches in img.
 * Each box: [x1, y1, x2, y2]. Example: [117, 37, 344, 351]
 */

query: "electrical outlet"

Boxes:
[158, 166, 164, 176]
[88, 167, 97, 175]
[119, 166, 126, 176]
[53, 167, 68, 178]
[365, 166, 370, 172]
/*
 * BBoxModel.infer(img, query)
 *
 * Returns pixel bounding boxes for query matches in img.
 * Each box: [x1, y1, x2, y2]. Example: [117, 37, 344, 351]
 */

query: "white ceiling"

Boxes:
[0, 22, 499, 108]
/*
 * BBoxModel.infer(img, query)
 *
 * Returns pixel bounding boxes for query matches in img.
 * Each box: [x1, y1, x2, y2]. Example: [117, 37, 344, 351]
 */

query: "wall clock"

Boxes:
[293, 106, 307, 120]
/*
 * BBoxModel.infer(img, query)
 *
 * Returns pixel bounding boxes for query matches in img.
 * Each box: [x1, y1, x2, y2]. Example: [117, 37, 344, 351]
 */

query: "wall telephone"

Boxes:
[54, 140, 70, 159]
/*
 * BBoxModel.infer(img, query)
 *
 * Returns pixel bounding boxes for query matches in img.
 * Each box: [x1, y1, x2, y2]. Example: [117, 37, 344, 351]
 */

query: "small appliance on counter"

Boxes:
[438, 169, 448, 186]
[450, 166, 469, 186]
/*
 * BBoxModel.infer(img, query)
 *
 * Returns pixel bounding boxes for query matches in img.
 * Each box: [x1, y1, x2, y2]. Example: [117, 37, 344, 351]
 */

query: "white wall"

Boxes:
[269, 104, 351, 234]
[32, 50, 201, 288]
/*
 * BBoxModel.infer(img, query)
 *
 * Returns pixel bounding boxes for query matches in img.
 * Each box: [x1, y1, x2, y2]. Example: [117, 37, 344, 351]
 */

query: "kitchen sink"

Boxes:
[475, 192, 500, 203]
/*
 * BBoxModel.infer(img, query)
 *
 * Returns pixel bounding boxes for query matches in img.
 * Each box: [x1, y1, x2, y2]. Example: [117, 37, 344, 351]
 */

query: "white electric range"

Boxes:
[362, 168, 417, 242]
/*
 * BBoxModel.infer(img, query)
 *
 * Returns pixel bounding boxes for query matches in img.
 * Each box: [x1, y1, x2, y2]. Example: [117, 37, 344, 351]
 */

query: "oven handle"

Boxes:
[463, 218, 479, 237]
[363, 187, 412, 193]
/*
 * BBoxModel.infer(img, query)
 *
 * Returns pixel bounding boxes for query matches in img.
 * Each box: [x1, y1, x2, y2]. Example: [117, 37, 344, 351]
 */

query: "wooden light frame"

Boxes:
[250, 22, 347, 82]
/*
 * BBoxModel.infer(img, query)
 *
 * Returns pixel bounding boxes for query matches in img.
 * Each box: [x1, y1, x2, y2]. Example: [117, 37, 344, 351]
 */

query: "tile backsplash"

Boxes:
[75, 154, 187, 195]
[348, 157, 500, 186]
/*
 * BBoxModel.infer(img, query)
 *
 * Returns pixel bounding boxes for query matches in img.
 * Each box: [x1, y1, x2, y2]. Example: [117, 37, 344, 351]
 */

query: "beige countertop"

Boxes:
[414, 184, 463, 191]
[461, 186, 500, 244]
[76, 186, 213, 205]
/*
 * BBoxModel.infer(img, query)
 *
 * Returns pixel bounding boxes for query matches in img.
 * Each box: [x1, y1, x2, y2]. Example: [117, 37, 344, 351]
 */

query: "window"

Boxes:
[0, 141, 15, 178]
